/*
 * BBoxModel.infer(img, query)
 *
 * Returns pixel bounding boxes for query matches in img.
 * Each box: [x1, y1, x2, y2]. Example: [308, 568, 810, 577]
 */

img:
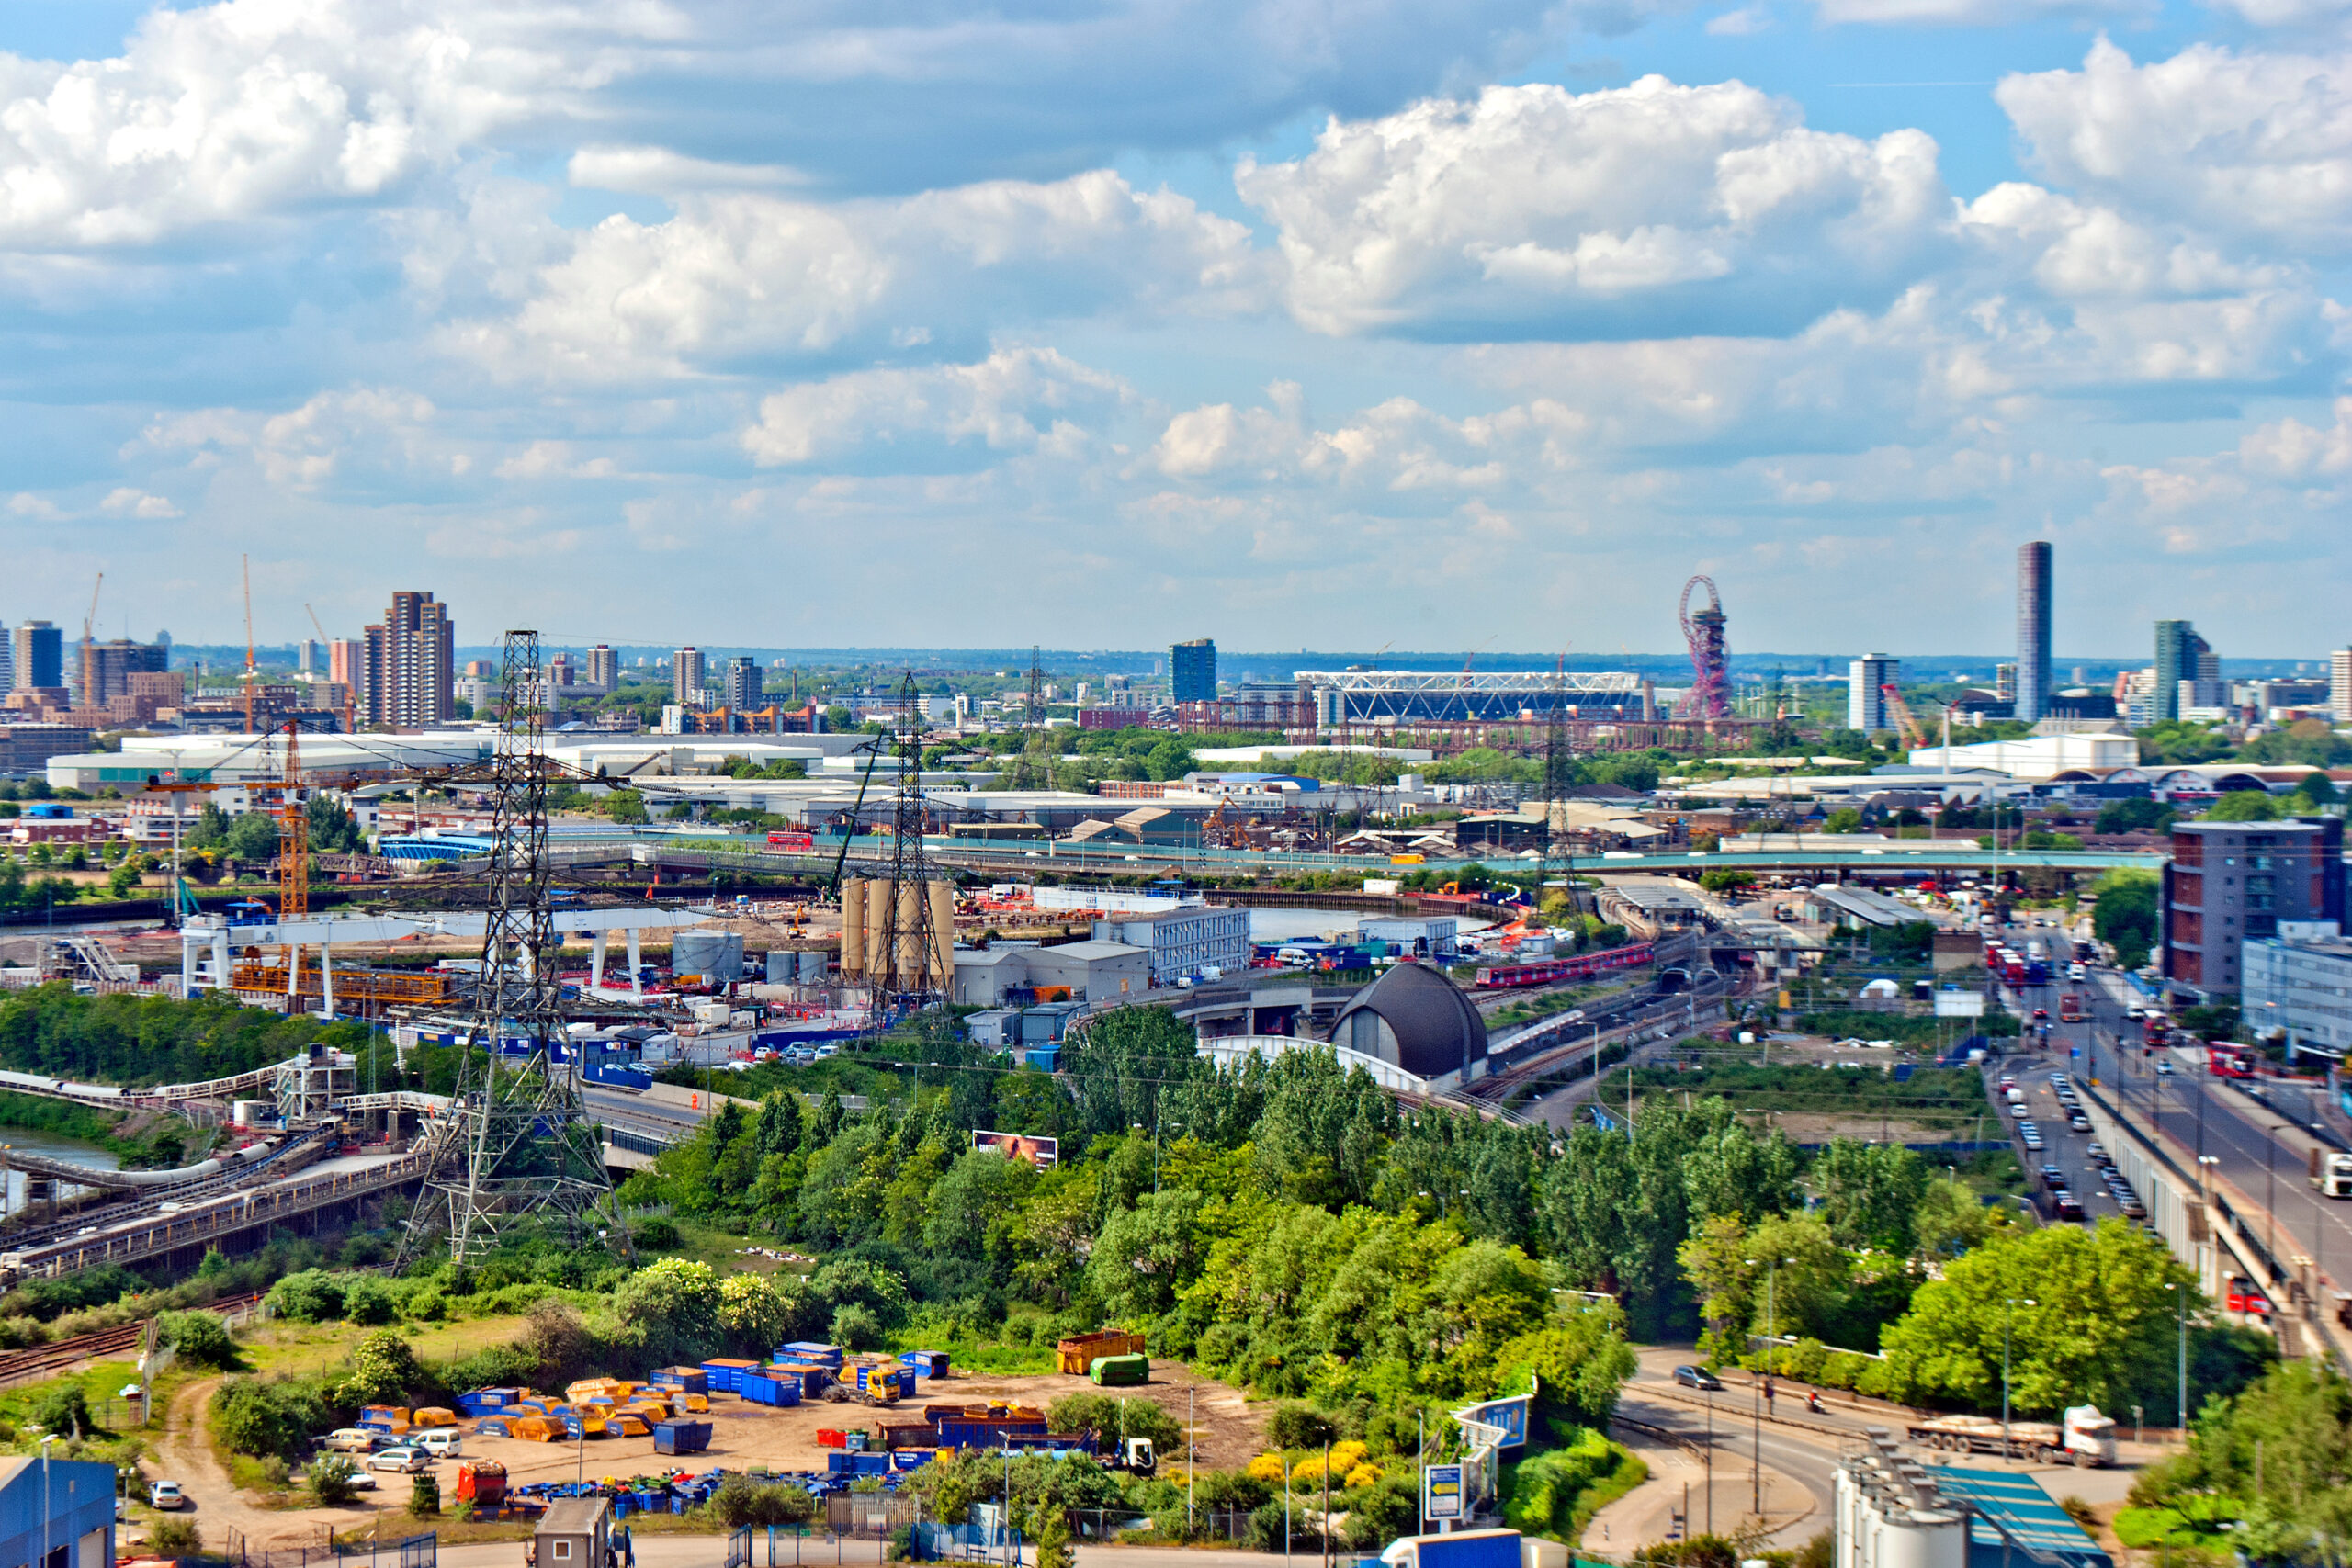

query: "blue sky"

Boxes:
[0, 0, 2346, 660]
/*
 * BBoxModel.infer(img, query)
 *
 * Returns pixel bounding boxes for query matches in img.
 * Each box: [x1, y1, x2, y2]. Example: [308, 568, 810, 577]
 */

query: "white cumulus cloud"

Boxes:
[741, 347, 1132, 467]
[1237, 77, 1949, 338]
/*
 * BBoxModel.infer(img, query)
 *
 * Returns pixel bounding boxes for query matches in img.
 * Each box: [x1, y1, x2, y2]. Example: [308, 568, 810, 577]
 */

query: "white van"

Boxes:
[414, 1429, 463, 1459]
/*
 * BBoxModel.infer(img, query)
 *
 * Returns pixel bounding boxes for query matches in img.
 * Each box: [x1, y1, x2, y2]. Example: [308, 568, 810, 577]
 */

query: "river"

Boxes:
[0, 1125, 120, 1215]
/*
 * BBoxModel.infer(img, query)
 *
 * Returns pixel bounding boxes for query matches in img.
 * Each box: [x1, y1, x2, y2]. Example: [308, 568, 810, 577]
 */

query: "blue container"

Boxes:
[783, 1342, 845, 1369]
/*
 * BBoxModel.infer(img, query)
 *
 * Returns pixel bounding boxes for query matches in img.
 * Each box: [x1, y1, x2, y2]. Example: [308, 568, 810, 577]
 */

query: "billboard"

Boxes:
[974, 1130, 1059, 1168]
[1935, 991, 1987, 1018]
[1421, 1464, 1464, 1522]
[1457, 1394, 1531, 1450]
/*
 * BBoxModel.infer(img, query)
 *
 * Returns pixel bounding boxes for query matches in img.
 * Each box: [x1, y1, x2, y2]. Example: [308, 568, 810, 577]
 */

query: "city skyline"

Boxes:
[1, 4, 2349, 653]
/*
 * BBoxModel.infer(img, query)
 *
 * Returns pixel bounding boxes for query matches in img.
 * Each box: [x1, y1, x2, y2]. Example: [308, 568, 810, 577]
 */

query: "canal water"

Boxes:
[0, 1126, 119, 1215]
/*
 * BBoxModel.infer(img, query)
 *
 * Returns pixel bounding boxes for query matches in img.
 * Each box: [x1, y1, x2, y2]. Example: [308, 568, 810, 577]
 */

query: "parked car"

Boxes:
[366, 1448, 431, 1474]
[319, 1428, 382, 1453]
[1673, 1365, 1724, 1390]
[148, 1481, 185, 1511]
[414, 1430, 463, 1459]
[2040, 1165, 2066, 1191]
[2054, 1193, 2086, 1222]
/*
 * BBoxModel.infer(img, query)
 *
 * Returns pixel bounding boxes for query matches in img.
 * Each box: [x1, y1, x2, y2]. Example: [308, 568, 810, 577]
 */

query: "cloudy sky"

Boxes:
[2, 0, 2346, 659]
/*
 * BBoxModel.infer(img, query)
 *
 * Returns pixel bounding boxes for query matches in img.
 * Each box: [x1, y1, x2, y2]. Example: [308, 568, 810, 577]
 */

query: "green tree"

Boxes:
[31, 1380, 93, 1438]
[2293, 771, 2340, 806]
[2092, 869, 2159, 968]
[2095, 797, 2175, 835]
[1877, 1220, 2194, 1413]
[1822, 808, 1864, 835]
[342, 1328, 424, 1404]
[1811, 1141, 1928, 1254]
[224, 810, 282, 861]
[605, 790, 649, 824]
[2203, 791, 2279, 822]
[612, 1257, 724, 1368]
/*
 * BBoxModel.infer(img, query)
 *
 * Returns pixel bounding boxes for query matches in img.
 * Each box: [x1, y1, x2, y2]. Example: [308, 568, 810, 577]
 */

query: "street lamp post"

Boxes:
[2003, 1297, 2037, 1457]
[2167, 1281, 2187, 1437]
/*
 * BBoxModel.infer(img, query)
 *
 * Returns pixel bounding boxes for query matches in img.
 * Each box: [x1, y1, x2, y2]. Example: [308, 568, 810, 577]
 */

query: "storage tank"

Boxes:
[673, 931, 744, 985]
[841, 881, 867, 976]
[765, 951, 792, 984]
[798, 950, 826, 981]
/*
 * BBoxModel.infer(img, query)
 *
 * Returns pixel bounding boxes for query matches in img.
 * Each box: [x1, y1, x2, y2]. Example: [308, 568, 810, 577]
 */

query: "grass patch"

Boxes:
[240, 1314, 535, 1378]
[1623, 1063, 2000, 1138]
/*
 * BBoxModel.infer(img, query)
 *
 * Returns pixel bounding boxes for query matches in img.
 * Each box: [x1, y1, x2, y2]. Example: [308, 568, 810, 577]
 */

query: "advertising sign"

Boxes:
[1422, 1464, 1464, 1522]
[974, 1130, 1060, 1168]
[1935, 991, 1987, 1018]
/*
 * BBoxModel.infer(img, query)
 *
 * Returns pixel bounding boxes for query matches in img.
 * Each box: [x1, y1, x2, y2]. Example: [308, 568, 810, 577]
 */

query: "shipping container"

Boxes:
[1089, 1354, 1149, 1386]
[900, 1350, 951, 1378]
[701, 1358, 760, 1393]
[652, 1420, 712, 1457]
[783, 1342, 845, 1369]
[1055, 1332, 1144, 1376]
[652, 1368, 709, 1396]
[767, 1363, 830, 1397]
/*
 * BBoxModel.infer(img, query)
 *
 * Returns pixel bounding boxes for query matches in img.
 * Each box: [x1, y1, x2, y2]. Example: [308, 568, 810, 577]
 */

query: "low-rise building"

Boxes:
[1092, 906, 1251, 985]
[2243, 927, 2352, 1062]
[0, 1455, 117, 1568]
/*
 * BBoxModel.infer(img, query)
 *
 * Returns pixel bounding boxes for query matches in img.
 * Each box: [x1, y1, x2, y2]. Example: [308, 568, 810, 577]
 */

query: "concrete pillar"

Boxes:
[322, 942, 334, 1020]
[181, 926, 195, 997]
[210, 930, 230, 993]
[592, 931, 608, 993]
[286, 942, 300, 1002]
[628, 928, 642, 998]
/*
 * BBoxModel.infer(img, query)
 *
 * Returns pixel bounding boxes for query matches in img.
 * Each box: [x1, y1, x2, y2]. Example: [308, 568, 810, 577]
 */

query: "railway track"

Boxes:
[0, 1289, 266, 1386]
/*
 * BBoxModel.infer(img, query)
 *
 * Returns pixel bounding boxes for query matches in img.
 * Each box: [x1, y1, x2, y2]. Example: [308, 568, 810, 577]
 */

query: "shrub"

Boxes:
[341, 1277, 399, 1326]
[267, 1269, 346, 1322]
[149, 1518, 202, 1556]
[1266, 1404, 1337, 1449]
[309, 1454, 361, 1506]
[830, 1303, 882, 1351]
[342, 1329, 424, 1405]
[709, 1475, 819, 1527]
[1501, 1428, 1626, 1540]
[157, 1312, 238, 1371]
[31, 1382, 94, 1439]
[1045, 1393, 1182, 1453]
[212, 1377, 333, 1460]
[411, 1472, 441, 1517]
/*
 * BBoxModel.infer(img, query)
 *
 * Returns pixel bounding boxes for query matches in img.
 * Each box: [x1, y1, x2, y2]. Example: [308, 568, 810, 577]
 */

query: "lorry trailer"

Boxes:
[1905, 1405, 2116, 1467]
[2314, 1150, 2352, 1199]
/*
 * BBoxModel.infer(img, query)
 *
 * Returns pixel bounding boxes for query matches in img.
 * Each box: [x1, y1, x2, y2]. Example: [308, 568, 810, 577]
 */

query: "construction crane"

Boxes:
[79, 571, 102, 707]
[1458, 636, 1496, 687]
[305, 602, 354, 734]
[1880, 683, 1929, 751]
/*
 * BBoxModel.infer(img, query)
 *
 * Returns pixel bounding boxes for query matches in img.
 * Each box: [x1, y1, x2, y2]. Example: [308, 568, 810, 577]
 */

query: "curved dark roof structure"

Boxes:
[1328, 962, 1489, 1083]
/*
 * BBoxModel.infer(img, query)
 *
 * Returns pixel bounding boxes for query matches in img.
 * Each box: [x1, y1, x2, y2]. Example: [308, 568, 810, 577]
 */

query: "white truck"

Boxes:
[1907, 1405, 2117, 1467]
[2311, 1150, 2352, 1199]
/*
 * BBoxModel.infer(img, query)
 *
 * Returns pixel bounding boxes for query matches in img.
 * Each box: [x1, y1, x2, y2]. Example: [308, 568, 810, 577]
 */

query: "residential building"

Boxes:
[2153, 619, 2219, 723]
[2243, 930, 2352, 1060]
[2162, 818, 2347, 997]
[0, 1454, 117, 1568]
[79, 638, 168, 709]
[329, 637, 363, 703]
[11, 621, 61, 693]
[360, 592, 455, 728]
[2333, 648, 2352, 724]
[0, 724, 93, 774]
[587, 643, 619, 691]
[674, 646, 705, 709]
[1170, 637, 1217, 705]
[1092, 905, 1250, 985]
[2016, 540, 2052, 723]
[723, 656, 761, 711]
[1079, 705, 1154, 730]
[1848, 654, 1897, 732]
[1995, 662, 2018, 703]
[297, 638, 321, 675]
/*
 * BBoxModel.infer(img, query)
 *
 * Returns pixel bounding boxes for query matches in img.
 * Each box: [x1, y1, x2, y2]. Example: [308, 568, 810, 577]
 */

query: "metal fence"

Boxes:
[221, 1530, 434, 1568]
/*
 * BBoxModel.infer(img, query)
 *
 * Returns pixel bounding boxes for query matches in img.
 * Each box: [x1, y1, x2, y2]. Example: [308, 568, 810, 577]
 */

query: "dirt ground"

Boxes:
[460, 1362, 1268, 1489]
[153, 1361, 1267, 1550]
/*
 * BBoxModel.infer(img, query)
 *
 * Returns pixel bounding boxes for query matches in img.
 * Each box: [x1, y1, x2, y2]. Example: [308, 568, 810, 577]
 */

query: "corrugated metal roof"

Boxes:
[1924, 1464, 2111, 1568]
